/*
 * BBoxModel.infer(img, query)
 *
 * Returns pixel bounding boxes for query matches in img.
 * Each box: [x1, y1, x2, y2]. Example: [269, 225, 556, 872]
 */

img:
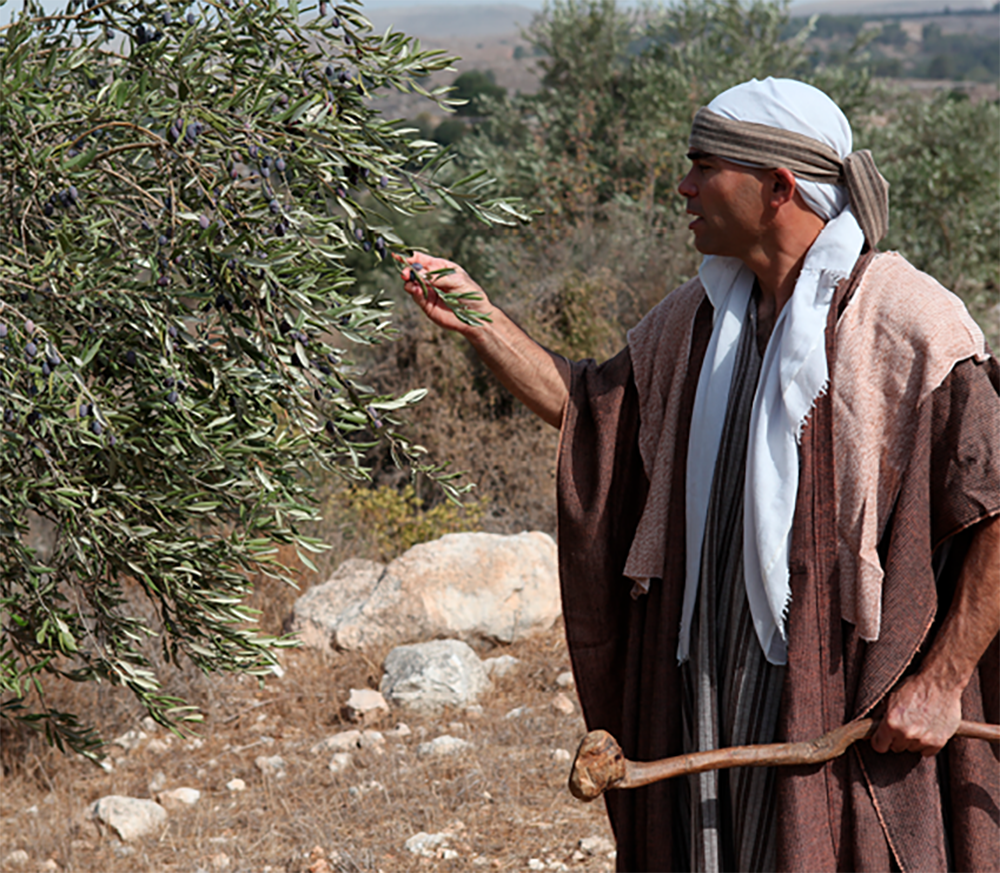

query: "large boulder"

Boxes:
[288, 559, 406, 651]
[380, 639, 491, 714]
[288, 531, 560, 650]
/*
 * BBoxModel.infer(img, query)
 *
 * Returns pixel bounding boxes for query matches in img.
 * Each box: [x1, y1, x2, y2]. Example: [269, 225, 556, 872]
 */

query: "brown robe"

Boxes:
[556, 254, 1000, 872]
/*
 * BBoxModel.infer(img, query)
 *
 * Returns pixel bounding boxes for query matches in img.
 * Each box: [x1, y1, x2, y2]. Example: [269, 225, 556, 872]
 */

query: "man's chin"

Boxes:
[690, 235, 714, 255]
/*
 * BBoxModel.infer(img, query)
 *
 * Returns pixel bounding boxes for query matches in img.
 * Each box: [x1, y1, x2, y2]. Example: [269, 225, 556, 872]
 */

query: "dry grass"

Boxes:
[0, 614, 615, 873]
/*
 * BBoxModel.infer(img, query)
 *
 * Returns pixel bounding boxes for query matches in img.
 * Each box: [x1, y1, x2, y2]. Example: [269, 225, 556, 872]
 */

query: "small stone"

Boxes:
[415, 735, 472, 757]
[255, 755, 286, 778]
[578, 835, 615, 856]
[504, 706, 528, 720]
[39, 860, 59, 872]
[111, 729, 146, 752]
[156, 787, 201, 811]
[2, 850, 29, 869]
[347, 779, 384, 799]
[147, 771, 167, 793]
[464, 705, 484, 719]
[551, 692, 575, 716]
[89, 796, 168, 842]
[388, 723, 412, 738]
[342, 688, 389, 725]
[404, 832, 451, 858]
[482, 655, 521, 678]
[555, 670, 575, 689]
[209, 852, 231, 870]
[308, 844, 335, 873]
[528, 860, 545, 871]
[551, 748, 572, 763]
[310, 730, 360, 755]
[146, 737, 172, 754]
[225, 778, 246, 792]
[328, 752, 353, 774]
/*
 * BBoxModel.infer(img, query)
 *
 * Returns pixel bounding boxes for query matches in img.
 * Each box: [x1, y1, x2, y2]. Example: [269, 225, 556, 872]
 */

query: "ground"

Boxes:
[0, 620, 616, 873]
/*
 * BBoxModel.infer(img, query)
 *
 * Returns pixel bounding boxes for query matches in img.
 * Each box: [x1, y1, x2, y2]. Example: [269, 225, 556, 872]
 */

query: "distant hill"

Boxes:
[360, 0, 996, 35]
[365, 3, 538, 38]
[789, 0, 994, 15]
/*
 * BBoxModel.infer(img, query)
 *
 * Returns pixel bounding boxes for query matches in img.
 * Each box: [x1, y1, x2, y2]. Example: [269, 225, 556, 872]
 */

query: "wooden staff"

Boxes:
[569, 719, 1000, 801]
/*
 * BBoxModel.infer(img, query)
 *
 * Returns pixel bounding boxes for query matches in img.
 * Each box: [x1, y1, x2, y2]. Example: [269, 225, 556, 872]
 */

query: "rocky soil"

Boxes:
[0, 620, 615, 873]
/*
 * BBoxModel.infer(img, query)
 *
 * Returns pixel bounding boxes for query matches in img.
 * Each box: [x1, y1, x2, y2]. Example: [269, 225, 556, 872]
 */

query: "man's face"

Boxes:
[678, 152, 770, 260]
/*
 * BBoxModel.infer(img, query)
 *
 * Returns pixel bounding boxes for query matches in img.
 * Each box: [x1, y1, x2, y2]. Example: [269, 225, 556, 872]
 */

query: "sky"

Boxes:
[2, 0, 996, 31]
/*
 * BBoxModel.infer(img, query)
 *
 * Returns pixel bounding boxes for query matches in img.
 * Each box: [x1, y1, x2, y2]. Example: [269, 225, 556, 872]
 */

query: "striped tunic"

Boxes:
[678, 290, 786, 872]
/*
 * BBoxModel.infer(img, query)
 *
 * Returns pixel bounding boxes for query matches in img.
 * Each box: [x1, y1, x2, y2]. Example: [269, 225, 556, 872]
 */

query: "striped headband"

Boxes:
[689, 107, 889, 246]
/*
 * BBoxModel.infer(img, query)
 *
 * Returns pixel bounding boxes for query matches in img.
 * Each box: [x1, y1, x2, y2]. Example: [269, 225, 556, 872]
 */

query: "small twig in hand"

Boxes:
[403, 261, 492, 326]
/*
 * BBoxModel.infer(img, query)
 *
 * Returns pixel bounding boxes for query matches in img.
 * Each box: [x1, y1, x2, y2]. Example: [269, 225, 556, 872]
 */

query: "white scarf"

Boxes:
[679, 209, 864, 665]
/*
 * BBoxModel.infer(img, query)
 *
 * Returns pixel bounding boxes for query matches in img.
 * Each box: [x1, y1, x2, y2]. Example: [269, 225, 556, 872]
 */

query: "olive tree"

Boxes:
[0, 0, 524, 756]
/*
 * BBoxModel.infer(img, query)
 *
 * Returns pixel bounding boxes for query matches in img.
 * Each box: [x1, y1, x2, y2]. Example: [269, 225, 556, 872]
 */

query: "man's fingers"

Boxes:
[870, 721, 892, 753]
[871, 714, 951, 756]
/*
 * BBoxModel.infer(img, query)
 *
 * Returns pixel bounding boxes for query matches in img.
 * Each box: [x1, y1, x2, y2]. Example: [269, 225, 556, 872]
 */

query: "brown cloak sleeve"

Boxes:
[557, 295, 713, 872]
[557, 267, 999, 871]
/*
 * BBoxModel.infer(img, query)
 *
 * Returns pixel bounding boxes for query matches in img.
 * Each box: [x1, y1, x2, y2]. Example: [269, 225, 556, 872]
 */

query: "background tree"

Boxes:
[357, 0, 996, 543]
[0, 0, 526, 757]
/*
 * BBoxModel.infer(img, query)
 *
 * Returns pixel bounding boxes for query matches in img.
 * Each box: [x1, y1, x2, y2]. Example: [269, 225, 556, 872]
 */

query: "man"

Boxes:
[401, 78, 999, 872]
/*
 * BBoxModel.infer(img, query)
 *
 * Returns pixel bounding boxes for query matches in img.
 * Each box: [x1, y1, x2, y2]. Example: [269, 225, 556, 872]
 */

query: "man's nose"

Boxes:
[677, 169, 696, 198]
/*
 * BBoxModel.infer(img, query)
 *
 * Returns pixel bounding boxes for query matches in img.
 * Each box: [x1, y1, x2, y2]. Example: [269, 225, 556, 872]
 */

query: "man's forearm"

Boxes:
[461, 308, 571, 429]
[872, 513, 1000, 755]
[915, 514, 1000, 693]
[401, 253, 571, 428]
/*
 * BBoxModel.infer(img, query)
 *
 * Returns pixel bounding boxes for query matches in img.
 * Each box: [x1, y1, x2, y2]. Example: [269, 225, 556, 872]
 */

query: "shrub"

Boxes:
[325, 482, 485, 563]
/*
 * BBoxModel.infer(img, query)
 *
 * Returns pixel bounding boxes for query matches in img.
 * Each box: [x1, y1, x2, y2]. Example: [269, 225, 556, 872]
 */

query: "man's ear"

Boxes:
[769, 167, 797, 208]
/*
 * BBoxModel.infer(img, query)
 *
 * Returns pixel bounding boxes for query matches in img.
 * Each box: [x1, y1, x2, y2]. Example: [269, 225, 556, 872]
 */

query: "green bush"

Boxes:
[858, 91, 999, 344]
[325, 482, 485, 563]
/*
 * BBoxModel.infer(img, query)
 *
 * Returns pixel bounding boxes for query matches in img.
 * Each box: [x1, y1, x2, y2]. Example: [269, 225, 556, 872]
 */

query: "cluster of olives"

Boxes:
[42, 186, 79, 217]
[133, 22, 164, 45]
[166, 118, 205, 146]
[77, 401, 106, 435]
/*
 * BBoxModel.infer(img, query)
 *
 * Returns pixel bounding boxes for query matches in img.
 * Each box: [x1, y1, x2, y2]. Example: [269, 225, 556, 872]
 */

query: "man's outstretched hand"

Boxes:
[398, 252, 492, 335]
[396, 250, 571, 428]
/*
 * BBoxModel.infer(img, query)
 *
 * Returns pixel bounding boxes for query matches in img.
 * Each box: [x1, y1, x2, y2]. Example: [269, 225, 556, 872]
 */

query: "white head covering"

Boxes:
[679, 79, 865, 665]
[708, 77, 852, 221]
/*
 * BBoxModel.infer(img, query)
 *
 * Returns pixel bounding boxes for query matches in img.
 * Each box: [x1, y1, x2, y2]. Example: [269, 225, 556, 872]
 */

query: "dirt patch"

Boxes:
[0, 621, 615, 873]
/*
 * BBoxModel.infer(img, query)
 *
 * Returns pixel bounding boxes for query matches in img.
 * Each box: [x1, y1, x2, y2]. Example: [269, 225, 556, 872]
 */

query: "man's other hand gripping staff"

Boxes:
[872, 513, 1000, 756]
